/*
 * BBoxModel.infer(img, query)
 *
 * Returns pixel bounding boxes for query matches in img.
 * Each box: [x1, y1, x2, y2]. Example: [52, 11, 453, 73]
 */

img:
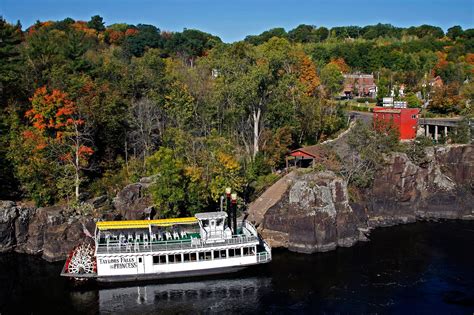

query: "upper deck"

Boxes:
[95, 213, 260, 256]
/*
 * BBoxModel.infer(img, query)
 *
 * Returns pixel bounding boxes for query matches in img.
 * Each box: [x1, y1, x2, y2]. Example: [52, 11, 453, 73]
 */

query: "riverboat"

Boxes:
[60, 211, 271, 282]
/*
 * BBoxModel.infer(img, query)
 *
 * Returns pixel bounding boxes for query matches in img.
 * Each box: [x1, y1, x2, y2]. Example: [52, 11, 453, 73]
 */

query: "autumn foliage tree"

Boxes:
[23, 87, 94, 203]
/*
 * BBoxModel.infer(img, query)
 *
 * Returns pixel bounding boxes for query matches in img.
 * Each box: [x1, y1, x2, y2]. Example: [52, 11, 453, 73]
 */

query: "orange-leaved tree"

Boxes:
[296, 52, 320, 96]
[25, 86, 94, 202]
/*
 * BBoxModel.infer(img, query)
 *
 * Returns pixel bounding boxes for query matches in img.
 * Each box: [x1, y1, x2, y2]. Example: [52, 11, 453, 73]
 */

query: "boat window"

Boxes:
[205, 251, 212, 260]
[138, 257, 142, 263]
[228, 249, 235, 257]
[216, 218, 223, 226]
[190, 253, 197, 261]
[183, 253, 190, 262]
[220, 250, 227, 259]
[168, 255, 175, 263]
[211, 220, 216, 227]
[153, 255, 166, 264]
[202, 220, 209, 228]
[235, 248, 241, 256]
[175, 254, 182, 263]
[250, 247, 255, 255]
[199, 252, 204, 261]
[213, 250, 220, 259]
[243, 247, 249, 256]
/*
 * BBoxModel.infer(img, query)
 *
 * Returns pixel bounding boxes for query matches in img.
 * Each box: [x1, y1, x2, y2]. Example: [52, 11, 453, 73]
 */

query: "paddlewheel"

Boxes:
[65, 243, 97, 281]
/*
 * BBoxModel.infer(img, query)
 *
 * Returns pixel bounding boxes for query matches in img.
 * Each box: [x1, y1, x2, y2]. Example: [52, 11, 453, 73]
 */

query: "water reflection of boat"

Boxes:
[95, 277, 271, 313]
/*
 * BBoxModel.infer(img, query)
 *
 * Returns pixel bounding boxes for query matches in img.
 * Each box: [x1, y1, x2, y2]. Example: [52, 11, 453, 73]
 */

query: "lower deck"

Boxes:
[96, 242, 271, 278]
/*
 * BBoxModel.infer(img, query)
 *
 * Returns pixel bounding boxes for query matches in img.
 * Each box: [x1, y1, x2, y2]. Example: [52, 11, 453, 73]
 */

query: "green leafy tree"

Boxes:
[147, 147, 187, 217]
[0, 17, 23, 104]
[447, 26, 463, 40]
[320, 63, 344, 96]
[405, 92, 421, 108]
[87, 15, 105, 32]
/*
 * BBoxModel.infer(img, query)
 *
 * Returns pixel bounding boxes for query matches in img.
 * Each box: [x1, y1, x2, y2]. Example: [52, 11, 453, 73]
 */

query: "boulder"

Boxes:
[24, 205, 66, 255]
[42, 217, 95, 262]
[261, 171, 364, 253]
[113, 181, 153, 220]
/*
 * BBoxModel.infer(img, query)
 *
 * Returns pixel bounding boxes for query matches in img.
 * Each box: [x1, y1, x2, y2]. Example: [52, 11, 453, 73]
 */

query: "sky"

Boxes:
[1, 0, 473, 42]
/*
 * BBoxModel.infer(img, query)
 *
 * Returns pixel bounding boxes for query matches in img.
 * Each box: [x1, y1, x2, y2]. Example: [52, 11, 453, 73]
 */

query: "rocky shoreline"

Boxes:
[0, 177, 154, 261]
[0, 145, 472, 261]
[259, 144, 473, 253]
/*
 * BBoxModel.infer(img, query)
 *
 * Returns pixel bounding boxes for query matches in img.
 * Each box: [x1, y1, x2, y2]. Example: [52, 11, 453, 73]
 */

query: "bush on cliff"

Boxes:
[341, 120, 401, 188]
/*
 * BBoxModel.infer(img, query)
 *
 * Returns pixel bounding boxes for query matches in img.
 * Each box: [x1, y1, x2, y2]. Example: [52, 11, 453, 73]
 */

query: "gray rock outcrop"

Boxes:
[112, 177, 154, 220]
[259, 144, 473, 253]
[261, 172, 364, 253]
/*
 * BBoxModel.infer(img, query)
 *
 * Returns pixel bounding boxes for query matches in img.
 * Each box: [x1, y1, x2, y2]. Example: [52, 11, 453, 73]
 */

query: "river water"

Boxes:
[0, 221, 473, 314]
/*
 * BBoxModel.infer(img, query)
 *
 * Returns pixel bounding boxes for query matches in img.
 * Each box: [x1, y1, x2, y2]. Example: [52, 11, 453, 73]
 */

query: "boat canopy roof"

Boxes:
[96, 217, 198, 231]
[194, 211, 228, 220]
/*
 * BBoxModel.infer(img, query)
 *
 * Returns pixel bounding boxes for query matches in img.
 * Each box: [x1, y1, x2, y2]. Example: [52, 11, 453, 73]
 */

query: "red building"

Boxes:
[373, 107, 420, 140]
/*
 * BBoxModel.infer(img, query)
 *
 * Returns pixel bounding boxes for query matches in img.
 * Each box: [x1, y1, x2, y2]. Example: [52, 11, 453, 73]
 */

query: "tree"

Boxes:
[128, 98, 164, 168]
[329, 57, 350, 73]
[320, 63, 344, 96]
[24, 87, 94, 202]
[123, 24, 162, 57]
[447, 26, 463, 40]
[164, 29, 221, 66]
[429, 83, 462, 114]
[404, 92, 421, 108]
[342, 120, 400, 187]
[288, 24, 317, 43]
[0, 17, 23, 104]
[296, 52, 320, 95]
[147, 147, 187, 217]
[87, 15, 105, 32]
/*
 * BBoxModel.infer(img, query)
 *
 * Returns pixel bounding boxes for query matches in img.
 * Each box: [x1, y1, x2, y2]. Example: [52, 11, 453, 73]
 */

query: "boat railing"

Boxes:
[257, 251, 271, 263]
[96, 234, 259, 255]
[238, 220, 258, 237]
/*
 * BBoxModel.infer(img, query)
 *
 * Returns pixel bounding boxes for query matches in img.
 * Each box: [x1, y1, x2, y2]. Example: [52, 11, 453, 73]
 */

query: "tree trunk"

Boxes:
[75, 143, 80, 201]
[252, 108, 261, 159]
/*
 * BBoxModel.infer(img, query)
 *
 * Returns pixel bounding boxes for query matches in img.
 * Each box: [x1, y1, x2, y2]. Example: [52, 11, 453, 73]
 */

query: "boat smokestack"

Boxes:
[225, 187, 232, 230]
[231, 193, 237, 234]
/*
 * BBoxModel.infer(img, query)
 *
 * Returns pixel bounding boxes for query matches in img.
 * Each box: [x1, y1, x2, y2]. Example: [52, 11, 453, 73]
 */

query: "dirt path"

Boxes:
[247, 171, 296, 226]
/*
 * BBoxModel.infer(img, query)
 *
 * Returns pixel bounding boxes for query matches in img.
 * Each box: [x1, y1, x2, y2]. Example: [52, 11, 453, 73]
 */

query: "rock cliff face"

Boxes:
[113, 177, 154, 220]
[261, 172, 365, 253]
[260, 144, 473, 253]
[0, 177, 153, 262]
[367, 144, 473, 226]
[0, 202, 96, 261]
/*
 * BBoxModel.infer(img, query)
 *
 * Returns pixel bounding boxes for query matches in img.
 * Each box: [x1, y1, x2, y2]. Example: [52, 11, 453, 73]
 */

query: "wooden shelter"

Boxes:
[286, 145, 320, 168]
